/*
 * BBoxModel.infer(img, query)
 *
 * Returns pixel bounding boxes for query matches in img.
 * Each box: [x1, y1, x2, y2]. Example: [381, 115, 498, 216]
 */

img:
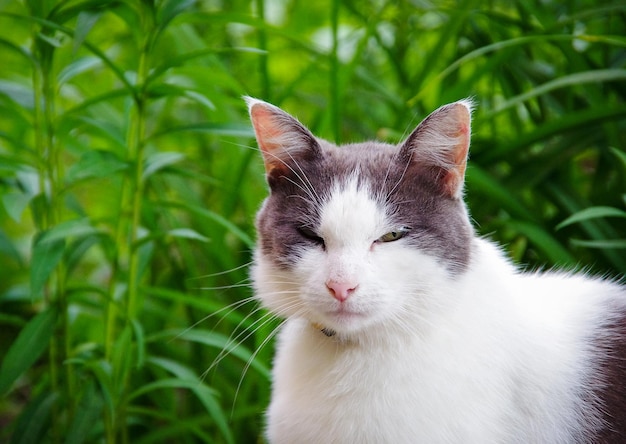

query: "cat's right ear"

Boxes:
[399, 100, 473, 199]
[245, 97, 320, 177]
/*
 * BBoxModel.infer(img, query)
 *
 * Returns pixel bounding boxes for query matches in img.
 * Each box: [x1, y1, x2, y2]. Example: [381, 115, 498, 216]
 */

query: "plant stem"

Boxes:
[127, 39, 149, 323]
[330, 0, 341, 144]
[256, 0, 271, 100]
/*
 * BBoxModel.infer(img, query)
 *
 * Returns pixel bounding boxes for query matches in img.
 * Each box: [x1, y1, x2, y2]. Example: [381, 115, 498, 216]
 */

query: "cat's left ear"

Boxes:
[399, 100, 473, 199]
[245, 97, 320, 177]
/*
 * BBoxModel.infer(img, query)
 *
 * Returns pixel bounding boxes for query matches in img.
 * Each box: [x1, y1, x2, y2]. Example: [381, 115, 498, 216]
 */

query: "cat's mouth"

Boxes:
[317, 306, 369, 332]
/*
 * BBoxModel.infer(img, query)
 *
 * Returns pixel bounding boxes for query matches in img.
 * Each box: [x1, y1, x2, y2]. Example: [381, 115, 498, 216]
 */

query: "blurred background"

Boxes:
[0, 0, 625, 442]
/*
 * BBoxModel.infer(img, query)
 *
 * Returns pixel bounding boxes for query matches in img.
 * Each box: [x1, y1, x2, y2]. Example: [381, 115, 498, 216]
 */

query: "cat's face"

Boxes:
[248, 98, 474, 337]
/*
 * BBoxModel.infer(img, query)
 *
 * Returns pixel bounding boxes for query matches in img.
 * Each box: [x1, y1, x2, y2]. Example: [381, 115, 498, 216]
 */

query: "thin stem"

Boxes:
[330, 0, 341, 144]
[256, 0, 271, 100]
[31, 22, 65, 443]
[40, 41, 75, 416]
[116, 11, 153, 443]
[126, 42, 149, 322]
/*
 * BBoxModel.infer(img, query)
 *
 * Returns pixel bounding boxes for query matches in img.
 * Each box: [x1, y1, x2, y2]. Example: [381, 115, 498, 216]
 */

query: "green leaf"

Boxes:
[0, 228, 23, 265]
[556, 206, 626, 230]
[57, 56, 101, 85]
[159, 201, 254, 248]
[2, 191, 32, 223]
[66, 149, 128, 183]
[167, 228, 209, 243]
[506, 220, 576, 266]
[73, 10, 103, 54]
[142, 151, 185, 180]
[0, 79, 34, 109]
[148, 122, 254, 140]
[488, 69, 626, 117]
[611, 147, 626, 170]
[142, 286, 246, 324]
[571, 239, 626, 249]
[131, 318, 145, 369]
[64, 381, 103, 444]
[178, 329, 270, 379]
[465, 166, 535, 221]
[30, 237, 65, 300]
[38, 218, 100, 245]
[85, 360, 115, 418]
[9, 391, 59, 444]
[143, 357, 234, 444]
[0, 307, 57, 395]
[157, 0, 195, 29]
[111, 325, 132, 392]
[183, 89, 216, 110]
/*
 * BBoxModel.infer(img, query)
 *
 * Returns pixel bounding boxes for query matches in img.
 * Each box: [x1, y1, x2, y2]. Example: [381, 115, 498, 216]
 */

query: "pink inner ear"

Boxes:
[250, 104, 282, 154]
[249, 103, 290, 174]
[442, 105, 471, 197]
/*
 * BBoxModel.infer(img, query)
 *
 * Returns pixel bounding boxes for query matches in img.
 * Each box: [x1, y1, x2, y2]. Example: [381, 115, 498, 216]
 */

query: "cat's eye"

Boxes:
[377, 229, 409, 243]
[297, 227, 325, 246]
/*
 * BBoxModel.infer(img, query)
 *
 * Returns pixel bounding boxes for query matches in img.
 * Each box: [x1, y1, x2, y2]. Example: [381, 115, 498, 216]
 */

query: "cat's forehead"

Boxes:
[318, 176, 388, 246]
[321, 140, 398, 170]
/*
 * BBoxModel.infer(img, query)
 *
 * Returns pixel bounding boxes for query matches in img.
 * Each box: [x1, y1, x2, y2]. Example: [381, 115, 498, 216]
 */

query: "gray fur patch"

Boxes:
[256, 137, 473, 274]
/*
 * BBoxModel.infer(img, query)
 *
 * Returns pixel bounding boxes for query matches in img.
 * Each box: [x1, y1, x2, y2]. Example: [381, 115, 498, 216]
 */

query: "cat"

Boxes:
[245, 96, 626, 443]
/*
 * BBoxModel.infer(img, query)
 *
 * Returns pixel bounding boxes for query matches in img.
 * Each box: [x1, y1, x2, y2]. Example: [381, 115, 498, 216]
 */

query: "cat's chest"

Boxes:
[267, 319, 515, 443]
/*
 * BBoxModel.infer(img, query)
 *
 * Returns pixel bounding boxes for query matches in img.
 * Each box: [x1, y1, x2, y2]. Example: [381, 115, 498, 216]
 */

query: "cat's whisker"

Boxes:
[205, 297, 306, 374]
[196, 282, 253, 291]
[201, 305, 271, 380]
[188, 261, 253, 280]
[231, 317, 285, 416]
[283, 150, 323, 205]
[169, 295, 259, 343]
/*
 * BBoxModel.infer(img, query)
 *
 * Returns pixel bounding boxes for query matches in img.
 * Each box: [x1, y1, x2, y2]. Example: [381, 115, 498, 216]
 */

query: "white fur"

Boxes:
[253, 182, 625, 444]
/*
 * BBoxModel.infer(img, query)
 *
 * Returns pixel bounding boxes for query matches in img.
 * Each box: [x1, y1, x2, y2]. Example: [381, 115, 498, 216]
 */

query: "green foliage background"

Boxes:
[0, 0, 625, 442]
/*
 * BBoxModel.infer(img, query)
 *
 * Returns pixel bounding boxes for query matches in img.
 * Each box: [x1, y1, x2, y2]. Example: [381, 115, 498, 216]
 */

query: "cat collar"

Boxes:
[312, 322, 336, 337]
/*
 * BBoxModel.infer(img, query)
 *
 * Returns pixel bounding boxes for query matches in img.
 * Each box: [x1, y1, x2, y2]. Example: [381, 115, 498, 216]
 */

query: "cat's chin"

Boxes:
[313, 306, 376, 334]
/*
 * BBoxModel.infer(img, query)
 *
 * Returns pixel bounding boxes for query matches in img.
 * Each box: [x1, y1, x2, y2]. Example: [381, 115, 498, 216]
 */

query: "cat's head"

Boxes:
[247, 98, 474, 338]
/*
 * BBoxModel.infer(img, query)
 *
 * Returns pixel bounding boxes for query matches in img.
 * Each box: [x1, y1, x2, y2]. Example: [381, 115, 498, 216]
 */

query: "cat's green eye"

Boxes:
[378, 229, 408, 243]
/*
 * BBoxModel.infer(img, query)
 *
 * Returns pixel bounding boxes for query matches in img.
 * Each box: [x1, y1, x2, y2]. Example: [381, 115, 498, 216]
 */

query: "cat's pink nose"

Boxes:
[326, 279, 358, 302]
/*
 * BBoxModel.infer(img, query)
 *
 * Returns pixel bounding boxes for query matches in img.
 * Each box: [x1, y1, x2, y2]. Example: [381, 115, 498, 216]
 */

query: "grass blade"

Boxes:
[0, 307, 57, 395]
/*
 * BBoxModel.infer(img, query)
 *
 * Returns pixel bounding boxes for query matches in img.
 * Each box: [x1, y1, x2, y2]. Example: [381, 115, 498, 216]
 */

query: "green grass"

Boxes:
[0, 0, 625, 442]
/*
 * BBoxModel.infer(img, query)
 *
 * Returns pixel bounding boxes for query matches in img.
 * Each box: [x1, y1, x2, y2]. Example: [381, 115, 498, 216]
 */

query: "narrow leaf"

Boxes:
[0, 79, 34, 109]
[611, 147, 626, 170]
[2, 192, 32, 223]
[178, 329, 270, 378]
[38, 218, 100, 245]
[30, 238, 64, 300]
[159, 201, 254, 247]
[131, 318, 145, 369]
[556, 206, 626, 230]
[57, 56, 101, 85]
[142, 152, 185, 180]
[148, 123, 254, 140]
[73, 10, 102, 54]
[506, 220, 576, 266]
[167, 228, 209, 243]
[9, 391, 58, 444]
[66, 149, 128, 183]
[571, 239, 626, 249]
[64, 382, 103, 444]
[0, 228, 23, 265]
[488, 69, 626, 117]
[145, 357, 234, 444]
[0, 307, 57, 395]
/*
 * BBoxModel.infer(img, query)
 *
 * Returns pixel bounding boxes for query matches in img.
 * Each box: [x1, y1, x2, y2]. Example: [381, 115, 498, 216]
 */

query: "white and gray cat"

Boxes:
[246, 97, 626, 443]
